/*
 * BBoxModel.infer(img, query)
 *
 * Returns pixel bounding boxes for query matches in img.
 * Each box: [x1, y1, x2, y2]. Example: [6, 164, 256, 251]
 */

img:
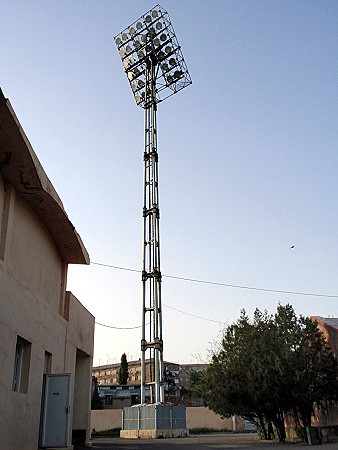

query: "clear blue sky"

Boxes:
[1, 0, 337, 365]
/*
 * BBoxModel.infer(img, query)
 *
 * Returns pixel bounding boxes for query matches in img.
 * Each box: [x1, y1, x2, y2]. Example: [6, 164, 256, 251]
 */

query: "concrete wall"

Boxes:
[0, 180, 94, 450]
[68, 294, 95, 445]
[91, 409, 123, 432]
[187, 407, 234, 430]
[0, 175, 5, 240]
[91, 407, 244, 433]
[6, 192, 65, 315]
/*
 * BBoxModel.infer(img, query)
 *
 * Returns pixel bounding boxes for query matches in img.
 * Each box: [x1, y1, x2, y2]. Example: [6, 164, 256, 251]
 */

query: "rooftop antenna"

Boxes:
[114, 4, 191, 405]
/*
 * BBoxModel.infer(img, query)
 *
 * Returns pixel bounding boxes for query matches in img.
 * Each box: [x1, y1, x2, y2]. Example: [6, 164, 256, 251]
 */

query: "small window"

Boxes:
[12, 336, 31, 393]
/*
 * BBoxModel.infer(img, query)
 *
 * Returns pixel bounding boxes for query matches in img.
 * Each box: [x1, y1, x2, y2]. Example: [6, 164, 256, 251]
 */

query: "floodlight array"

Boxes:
[114, 4, 192, 107]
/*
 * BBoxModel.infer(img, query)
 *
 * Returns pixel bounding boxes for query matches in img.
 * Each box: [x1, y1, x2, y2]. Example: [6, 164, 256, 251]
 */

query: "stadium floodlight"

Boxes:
[114, 4, 191, 405]
[114, 4, 192, 107]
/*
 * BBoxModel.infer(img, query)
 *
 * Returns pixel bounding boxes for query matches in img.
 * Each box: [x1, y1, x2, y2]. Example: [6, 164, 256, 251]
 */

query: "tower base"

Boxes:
[120, 403, 188, 439]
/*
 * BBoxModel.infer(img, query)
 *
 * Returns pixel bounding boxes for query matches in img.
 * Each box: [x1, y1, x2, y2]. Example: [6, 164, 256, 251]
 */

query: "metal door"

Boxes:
[39, 374, 72, 448]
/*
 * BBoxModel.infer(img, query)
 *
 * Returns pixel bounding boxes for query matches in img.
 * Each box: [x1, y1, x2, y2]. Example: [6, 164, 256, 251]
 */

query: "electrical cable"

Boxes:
[91, 261, 338, 299]
[163, 304, 225, 324]
[92, 260, 337, 330]
[95, 304, 224, 330]
[95, 321, 142, 330]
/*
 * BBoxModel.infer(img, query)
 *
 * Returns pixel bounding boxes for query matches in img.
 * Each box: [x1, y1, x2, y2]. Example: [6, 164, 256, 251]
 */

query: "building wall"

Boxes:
[91, 409, 122, 432]
[93, 361, 206, 389]
[6, 191, 65, 315]
[0, 175, 5, 238]
[312, 317, 338, 358]
[93, 360, 157, 386]
[187, 407, 245, 431]
[67, 293, 95, 445]
[0, 180, 94, 450]
[91, 407, 245, 432]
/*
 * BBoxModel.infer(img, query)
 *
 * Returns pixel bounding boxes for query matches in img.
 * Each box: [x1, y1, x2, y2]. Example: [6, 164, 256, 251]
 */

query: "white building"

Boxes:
[0, 88, 94, 449]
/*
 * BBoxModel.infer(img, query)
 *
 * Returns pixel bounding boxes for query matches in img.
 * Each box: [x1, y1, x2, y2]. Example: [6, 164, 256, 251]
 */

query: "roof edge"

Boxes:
[0, 88, 89, 264]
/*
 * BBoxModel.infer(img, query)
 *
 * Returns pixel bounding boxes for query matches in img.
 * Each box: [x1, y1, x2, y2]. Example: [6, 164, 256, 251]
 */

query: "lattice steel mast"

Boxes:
[141, 57, 163, 403]
[114, 4, 191, 405]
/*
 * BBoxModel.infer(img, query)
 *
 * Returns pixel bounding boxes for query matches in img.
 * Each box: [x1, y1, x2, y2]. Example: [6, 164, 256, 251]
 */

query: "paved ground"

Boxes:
[83, 433, 338, 450]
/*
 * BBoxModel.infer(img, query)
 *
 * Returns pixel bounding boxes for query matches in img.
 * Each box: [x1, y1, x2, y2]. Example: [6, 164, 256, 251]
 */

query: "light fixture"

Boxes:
[114, 4, 192, 108]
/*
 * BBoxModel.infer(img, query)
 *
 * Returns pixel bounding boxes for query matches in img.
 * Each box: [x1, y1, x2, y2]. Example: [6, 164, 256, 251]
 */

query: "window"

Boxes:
[12, 336, 31, 393]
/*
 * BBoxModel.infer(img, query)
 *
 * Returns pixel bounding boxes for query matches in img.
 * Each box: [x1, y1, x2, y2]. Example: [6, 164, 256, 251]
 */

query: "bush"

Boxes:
[91, 428, 121, 438]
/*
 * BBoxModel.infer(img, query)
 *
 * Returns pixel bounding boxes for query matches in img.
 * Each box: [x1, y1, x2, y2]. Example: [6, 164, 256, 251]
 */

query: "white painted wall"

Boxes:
[0, 180, 94, 450]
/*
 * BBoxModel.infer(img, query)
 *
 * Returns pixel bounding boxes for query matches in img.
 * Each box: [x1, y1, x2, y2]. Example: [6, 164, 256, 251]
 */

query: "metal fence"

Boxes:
[122, 404, 186, 430]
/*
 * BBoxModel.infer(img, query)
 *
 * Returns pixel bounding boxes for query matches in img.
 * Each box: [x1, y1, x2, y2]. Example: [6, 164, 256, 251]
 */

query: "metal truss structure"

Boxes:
[114, 4, 191, 404]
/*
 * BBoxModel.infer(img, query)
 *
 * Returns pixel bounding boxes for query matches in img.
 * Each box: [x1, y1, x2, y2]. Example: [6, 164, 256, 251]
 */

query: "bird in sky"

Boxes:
[290, 245, 295, 249]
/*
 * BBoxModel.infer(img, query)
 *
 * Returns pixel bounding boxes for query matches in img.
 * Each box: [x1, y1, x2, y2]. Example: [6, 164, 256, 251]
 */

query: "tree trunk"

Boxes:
[258, 415, 268, 440]
[267, 421, 273, 440]
[274, 412, 286, 442]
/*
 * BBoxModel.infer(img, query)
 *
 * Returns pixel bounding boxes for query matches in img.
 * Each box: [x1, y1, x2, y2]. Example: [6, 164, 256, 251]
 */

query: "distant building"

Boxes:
[311, 316, 338, 357]
[93, 359, 179, 386]
[179, 363, 208, 391]
[0, 88, 94, 449]
[93, 360, 207, 407]
[310, 316, 338, 436]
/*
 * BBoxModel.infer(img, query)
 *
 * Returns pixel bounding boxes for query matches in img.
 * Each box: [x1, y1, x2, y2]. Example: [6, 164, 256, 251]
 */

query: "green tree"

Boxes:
[190, 369, 203, 398]
[287, 316, 338, 431]
[118, 353, 129, 385]
[91, 377, 103, 410]
[199, 304, 338, 442]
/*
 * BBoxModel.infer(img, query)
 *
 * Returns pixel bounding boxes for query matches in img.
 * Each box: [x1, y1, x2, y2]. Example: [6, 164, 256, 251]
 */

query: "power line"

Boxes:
[95, 321, 142, 330]
[95, 303, 224, 330]
[91, 261, 338, 299]
[163, 304, 225, 324]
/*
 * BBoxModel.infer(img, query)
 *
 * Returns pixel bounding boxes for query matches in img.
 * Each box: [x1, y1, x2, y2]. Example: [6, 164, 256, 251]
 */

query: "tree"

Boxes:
[118, 353, 129, 385]
[199, 304, 338, 442]
[190, 369, 203, 398]
[91, 377, 103, 410]
[286, 316, 338, 432]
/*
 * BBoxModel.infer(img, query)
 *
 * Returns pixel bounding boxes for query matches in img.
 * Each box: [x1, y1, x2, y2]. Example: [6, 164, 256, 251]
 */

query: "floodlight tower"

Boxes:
[115, 5, 191, 405]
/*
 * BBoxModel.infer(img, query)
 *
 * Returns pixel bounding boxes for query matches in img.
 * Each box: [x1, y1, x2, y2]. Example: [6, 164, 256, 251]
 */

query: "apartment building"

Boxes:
[93, 360, 207, 407]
